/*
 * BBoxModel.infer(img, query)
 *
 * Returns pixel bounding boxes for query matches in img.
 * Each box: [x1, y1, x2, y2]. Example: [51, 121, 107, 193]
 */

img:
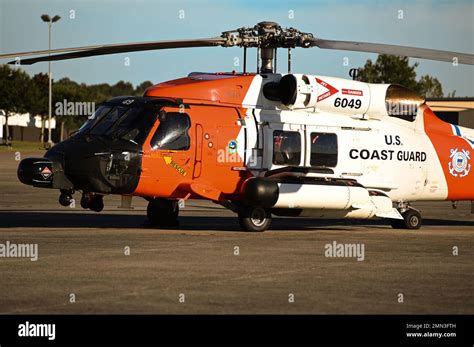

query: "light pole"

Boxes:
[41, 14, 61, 148]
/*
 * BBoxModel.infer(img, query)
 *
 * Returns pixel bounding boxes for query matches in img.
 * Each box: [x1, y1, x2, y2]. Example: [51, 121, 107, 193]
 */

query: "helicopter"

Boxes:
[2, 21, 474, 231]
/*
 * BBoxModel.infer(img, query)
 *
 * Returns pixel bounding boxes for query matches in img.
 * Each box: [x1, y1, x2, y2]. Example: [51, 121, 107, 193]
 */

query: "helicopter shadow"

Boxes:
[0, 211, 473, 232]
[0, 211, 353, 231]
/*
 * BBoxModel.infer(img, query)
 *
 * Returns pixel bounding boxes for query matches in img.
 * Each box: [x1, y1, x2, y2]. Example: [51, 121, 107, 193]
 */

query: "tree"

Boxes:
[356, 55, 443, 98]
[0, 64, 32, 144]
[135, 81, 153, 96]
[417, 75, 443, 98]
[29, 73, 49, 143]
[0, 64, 159, 144]
[53, 78, 89, 140]
[111, 81, 135, 96]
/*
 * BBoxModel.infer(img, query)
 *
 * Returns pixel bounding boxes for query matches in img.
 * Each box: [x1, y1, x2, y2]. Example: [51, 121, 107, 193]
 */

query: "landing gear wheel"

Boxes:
[59, 193, 73, 207]
[80, 193, 103, 212]
[147, 199, 179, 227]
[89, 195, 104, 212]
[80, 194, 91, 209]
[238, 206, 272, 232]
[391, 209, 422, 230]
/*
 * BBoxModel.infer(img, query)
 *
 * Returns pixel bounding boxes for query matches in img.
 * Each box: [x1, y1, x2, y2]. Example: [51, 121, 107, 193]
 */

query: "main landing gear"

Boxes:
[390, 203, 422, 230]
[147, 198, 179, 227]
[237, 205, 272, 232]
[59, 190, 104, 212]
[80, 193, 104, 212]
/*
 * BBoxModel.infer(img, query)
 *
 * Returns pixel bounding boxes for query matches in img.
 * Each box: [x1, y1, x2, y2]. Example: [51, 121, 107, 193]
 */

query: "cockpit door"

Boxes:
[139, 108, 194, 198]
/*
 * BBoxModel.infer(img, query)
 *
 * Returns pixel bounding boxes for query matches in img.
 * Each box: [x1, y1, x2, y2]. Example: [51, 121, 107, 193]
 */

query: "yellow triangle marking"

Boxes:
[163, 156, 172, 165]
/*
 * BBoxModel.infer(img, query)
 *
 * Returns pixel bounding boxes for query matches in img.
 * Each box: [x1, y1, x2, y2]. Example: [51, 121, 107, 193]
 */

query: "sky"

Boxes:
[0, 0, 473, 96]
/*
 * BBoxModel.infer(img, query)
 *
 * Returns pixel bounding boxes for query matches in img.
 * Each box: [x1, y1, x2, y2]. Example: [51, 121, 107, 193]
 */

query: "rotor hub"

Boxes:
[220, 21, 315, 73]
[220, 21, 315, 49]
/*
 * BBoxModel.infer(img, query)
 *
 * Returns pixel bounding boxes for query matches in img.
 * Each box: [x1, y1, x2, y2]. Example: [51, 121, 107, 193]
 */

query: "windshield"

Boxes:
[78, 103, 158, 145]
[90, 106, 129, 135]
[78, 105, 112, 134]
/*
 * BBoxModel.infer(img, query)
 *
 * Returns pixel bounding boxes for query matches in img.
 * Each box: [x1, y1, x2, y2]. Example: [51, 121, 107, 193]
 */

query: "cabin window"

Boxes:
[310, 132, 338, 167]
[151, 112, 191, 150]
[272, 130, 301, 166]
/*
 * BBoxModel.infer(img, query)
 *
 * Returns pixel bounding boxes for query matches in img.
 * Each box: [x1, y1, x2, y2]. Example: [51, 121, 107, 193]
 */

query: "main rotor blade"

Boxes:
[1, 37, 225, 65]
[311, 38, 474, 65]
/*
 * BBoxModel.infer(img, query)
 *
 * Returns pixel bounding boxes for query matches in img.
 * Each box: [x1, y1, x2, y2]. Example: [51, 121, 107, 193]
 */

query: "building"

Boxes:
[0, 111, 56, 142]
[426, 97, 474, 128]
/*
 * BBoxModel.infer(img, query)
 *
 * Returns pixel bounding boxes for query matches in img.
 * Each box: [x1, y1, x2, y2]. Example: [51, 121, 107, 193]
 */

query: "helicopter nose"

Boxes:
[17, 157, 55, 188]
[44, 137, 143, 195]
[17, 154, 75, 190]
[17, 137, 143, 195]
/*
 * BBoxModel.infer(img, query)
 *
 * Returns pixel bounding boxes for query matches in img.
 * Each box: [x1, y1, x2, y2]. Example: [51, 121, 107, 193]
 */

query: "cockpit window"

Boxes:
[151, 112, 191, 150]
[105, 106, 155, 144]
[90, 106, 129, 135]
[273, 130, 301, 166]
[77, 103, 158, 145]
[78, 105, 112, 134]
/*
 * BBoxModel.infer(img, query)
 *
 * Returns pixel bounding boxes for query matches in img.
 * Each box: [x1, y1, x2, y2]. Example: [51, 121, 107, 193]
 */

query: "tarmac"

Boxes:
[0, 151, 473, 313]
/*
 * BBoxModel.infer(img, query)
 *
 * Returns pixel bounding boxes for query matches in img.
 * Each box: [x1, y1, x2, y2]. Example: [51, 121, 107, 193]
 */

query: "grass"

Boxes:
[0, 141, 47, 153]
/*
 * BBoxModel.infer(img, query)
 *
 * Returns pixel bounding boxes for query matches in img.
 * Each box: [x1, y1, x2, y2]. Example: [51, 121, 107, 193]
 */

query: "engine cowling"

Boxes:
[264, 74, 424, 120]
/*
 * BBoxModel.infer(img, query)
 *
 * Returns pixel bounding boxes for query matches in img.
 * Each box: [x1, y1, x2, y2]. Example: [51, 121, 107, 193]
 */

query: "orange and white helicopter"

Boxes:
[3, 21, 474, 231]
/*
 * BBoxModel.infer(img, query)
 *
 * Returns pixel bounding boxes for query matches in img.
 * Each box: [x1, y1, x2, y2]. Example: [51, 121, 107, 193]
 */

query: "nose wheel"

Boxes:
[238, 206, 272, 232]
[391, 208, 422, 230]
[59, 189, 74, 207]
[147, 199, 179, 227]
